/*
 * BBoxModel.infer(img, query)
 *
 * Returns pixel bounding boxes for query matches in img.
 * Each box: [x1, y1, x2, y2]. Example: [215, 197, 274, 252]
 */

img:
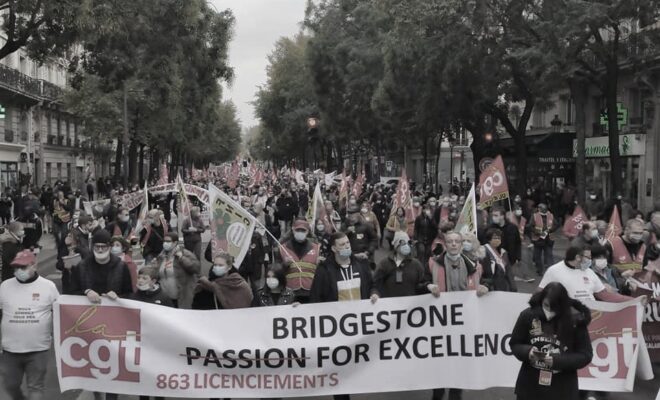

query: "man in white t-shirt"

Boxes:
[0, 250, 59, 400]
[539, 245, 635, 303]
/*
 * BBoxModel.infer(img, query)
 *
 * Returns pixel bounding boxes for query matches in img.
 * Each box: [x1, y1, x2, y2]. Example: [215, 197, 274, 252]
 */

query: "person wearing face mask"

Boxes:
[110, 236, 138, 293]
[481, 228, 517, 292]
[374, 231, 435, 298]
[360, 202, 381, 245]
[72, 215, 100, 261]
[428, 231, 487, 400]
[151, 232, 200, 309]
[195, 253, 252, 309]
[342, 206, 378, 269]
[69, 230, 133, 304]
[310, 232, 378, 304]
[411, 196, 422, 219]
[256, 267, 295, 306]
[280, 219, 320, 303]
[590, 244, 631, 295]
[130, 266, 173, 308]
[606, 219, 646, 271]
[182, 206, 206, 260]
[0, 250, 59, 400]
[0, 222, 25, 282]
[323, 200, 342, 234]
[386, 206, 408, 247]
[509, 282, 593, 400]
[585, 192, 604, 220]
[414, 204, 437, 266]
[460, 232, 484, 267]
[105, 207, 133, 240]
[140, 209, 169, 263]
[539, 246, 634, 303]
[482, 207, 522, 271]
[314, 220, 333, 260]
[570, 221, 598, 250]
[530, 203, 557, 276]
[646, 211, 660, 244]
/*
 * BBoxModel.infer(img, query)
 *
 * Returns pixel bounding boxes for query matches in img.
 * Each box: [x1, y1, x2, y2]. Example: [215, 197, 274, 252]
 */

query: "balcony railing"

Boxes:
[0, 63, 64, 101]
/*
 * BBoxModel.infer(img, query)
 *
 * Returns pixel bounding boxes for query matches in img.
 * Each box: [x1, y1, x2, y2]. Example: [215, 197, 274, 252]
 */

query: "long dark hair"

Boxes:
[529, 282, 574, 344]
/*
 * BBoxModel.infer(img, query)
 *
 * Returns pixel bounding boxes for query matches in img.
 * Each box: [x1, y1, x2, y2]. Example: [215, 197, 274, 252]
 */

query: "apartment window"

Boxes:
[0, 162, 17, 194]
[31, 62, 38, 79]
[46, 114, 51, 135]
[19, 56, 26, 75]
[57, 116, 61, 136]
[57, 163, 62, 179]
[46, 162, 51, 183]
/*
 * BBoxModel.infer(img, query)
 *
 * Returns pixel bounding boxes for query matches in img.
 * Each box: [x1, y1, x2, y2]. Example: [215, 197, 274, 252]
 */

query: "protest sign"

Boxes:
[208, 183, 257, 267]
[83, 199, 111, 219]
[478, 155, 509, 210]
[54, 293, 648, 398]
[455, 184, 478, 237]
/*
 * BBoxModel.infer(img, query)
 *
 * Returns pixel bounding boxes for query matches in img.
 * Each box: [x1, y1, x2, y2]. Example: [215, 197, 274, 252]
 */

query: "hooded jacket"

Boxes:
[510, 299, 593, 400]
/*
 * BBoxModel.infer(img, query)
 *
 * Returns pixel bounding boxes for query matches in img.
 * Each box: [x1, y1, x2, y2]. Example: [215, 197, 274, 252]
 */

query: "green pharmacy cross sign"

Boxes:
[600, 103, 628, 131]
[0, 105, 5, 120]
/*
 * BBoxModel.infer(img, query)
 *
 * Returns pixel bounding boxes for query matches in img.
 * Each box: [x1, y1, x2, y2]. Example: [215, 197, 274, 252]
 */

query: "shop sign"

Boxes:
[538, 156, 575, 163]
[572, 134, 646, 158]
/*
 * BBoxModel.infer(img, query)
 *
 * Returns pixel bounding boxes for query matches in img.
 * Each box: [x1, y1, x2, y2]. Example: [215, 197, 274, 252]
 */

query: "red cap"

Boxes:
[11, 250, 36, 268]
[292, 220, 310, 231]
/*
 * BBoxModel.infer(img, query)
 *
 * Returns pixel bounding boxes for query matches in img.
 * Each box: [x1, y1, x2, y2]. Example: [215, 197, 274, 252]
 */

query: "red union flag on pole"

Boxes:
[477, 155, 509, 210]
[390, 169, 415, 236]
[562, 205, 588, 239]
[606, 206, 623, 240]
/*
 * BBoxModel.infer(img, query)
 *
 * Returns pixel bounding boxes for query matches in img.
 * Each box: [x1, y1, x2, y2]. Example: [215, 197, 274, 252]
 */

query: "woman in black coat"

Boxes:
[509, 282, 593, 400]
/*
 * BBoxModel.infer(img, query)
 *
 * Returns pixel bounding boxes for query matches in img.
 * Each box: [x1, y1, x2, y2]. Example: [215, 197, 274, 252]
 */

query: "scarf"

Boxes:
[212, 273, 253, 309]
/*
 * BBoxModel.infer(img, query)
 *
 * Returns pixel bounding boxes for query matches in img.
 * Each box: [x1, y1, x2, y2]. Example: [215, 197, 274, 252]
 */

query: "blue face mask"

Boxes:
[14, 268, 32, 282]
[339, 248, 352, 258]
[398, 244, 411, 256]
[212, 265, 228, 277]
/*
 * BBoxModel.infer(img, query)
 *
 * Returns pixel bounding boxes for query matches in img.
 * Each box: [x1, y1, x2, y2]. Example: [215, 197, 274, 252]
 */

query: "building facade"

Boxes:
[0, 40, 104, 194]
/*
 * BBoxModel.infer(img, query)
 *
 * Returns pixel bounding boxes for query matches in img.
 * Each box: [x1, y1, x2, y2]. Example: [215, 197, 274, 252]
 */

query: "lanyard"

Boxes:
[339, 265, 354, 281]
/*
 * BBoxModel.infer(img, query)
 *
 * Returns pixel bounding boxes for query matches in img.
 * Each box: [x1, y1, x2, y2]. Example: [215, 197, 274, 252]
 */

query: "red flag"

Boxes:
[352, 171, 365, 199]
[478, 155, 509, 209]
[228, 160, 240, 189]
[606, 206, 623, 240]
[390, 169, 415, 236]
[158, 163, 169, 185]
[562, 205, 587, 239]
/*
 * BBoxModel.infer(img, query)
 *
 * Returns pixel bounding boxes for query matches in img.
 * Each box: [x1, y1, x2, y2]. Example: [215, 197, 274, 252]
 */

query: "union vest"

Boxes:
[283, 242, 320, 291]
[608, 236, 645, 270]
[531, 212, 554, 241]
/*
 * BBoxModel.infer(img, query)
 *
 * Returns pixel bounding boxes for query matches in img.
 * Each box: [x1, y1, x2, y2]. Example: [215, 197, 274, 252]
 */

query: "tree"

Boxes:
[66, 0, 237, 182]
[253, 34, 319, 168]
[0, 0, 82, 61]
[535, 0, 660, 194]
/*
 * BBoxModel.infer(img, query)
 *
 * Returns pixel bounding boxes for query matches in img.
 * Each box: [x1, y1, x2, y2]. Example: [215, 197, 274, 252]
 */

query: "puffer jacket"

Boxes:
[150, 244, 200, 309]
[510, 299, 593, 400]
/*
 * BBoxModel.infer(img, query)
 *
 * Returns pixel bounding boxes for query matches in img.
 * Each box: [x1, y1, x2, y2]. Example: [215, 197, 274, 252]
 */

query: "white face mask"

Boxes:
[591, 229, 599, 239]
[163, 242, 174, 252]
[542, 304, 556, 320]
[111, 245, 123, 255]
[594, 258, 608, 270]
[94, 250, 110, 263]
[293, 231, 307, 242]
[266, 277, 279, 290]
[514, 209, 522, 216]
[14, 268, 32, 282]
[492, 216, 503, 225]
[136, 282, 151, 291]
[462, 241, 473, 252]
[119, 215, 130, 222]
[316, 225, 325, 233]
[212, 265, 228, 277]
[361, 208, 368, 214]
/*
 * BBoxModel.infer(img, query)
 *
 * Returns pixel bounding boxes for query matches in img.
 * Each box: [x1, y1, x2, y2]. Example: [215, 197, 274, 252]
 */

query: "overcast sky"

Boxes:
[211, 0, 308, 130]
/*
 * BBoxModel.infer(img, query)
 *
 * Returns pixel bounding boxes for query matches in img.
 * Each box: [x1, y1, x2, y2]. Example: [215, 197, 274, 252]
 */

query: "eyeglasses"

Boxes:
[93, 244, 109, 251]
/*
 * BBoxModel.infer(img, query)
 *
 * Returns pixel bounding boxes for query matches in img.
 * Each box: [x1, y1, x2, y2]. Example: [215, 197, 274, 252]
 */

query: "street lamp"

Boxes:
[551, 114, 562, 133]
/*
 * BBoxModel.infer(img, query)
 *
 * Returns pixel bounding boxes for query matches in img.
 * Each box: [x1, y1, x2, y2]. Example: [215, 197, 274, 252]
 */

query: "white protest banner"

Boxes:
[117, 184, 210, 211]
[208, 183, 256, 267]
[54, 293, 648, 398]
[454, 184, 478, 237]
[83, 199, 111, 219]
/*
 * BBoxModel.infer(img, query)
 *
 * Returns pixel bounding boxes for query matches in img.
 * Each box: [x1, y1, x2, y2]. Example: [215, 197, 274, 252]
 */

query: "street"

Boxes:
[0, 232, 657, 400]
